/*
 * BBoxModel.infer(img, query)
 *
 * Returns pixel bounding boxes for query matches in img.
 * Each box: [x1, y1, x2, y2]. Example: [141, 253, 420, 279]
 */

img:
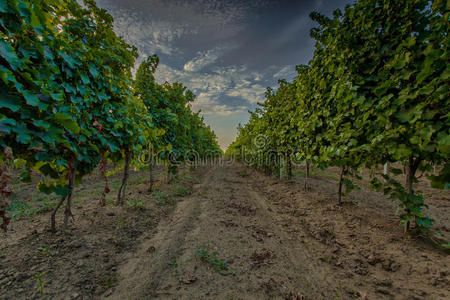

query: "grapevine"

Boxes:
[226, 0, 449, 232]
[0, 0, 221, 231]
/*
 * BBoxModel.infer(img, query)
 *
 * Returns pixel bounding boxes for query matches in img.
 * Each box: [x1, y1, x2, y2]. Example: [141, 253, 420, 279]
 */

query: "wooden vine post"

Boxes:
[117, 148, 131, 205]
[63, 156, 76, 230]
[0, 147, 13, 232]
[148, 146, 154, 193]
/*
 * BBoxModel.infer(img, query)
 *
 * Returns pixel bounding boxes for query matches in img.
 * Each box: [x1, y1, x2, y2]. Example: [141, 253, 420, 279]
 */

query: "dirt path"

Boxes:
[1, 163, 448, 299]
[111, 163, 319, 299]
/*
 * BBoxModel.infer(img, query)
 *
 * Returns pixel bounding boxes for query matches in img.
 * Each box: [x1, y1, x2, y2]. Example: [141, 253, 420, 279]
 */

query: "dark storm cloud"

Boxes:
[96, 0, 353, 149]
[221, 1, 316, 69]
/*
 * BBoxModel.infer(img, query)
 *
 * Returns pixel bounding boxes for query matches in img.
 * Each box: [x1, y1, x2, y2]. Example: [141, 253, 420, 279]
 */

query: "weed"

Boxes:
[239, 167, 248, 177]
[153, 191, 170, 206]
[116, 218, 127, 229]
[93, 189, 104, 197]
[6, 201, 29, 219]
[110, 179, 122, 190]
[105, 196, 114, 206]
[184, 174, 201, 184]
[169, 258, 180, 278]
[7, 198, 57, 220]
[101, 272, 120, 289]
[127, 198, 145, 210]
[172, 184, 191, 196]
[196, 246, 230, 272]
[320, 256, 328, 263]
[40, 247, 51, 256]
[129, 174, 147, 185]
[35, 199, 57, 213]
[34, 271, 47, 296]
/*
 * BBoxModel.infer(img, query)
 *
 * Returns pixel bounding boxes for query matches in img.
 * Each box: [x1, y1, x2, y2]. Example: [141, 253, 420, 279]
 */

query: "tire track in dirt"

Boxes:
[109, 166, 218, 299]
[110, 163, 336, 299]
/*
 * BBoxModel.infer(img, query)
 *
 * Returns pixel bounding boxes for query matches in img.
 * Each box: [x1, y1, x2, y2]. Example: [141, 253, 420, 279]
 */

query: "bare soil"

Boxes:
[1, 162, 449, 299]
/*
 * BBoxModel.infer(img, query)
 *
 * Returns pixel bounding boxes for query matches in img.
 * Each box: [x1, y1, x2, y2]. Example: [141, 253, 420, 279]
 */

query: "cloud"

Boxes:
[184, 52, 218, 72]
[192, 92, 247, 116]
[226, 83, 266, 104]
[155, 63, 265, 115]
[111, 12, 192, 56]
[273, 65, 296, 80]
[97, 0, 264, 52]
[183, 46, 235, 72]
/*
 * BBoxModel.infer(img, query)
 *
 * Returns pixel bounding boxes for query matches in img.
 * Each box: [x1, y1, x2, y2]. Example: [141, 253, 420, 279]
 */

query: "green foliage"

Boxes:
[0, 0, 220, 230]
[126, 198, 146, 211]
[169, 258, 181, 278]
[100, 272, 120, 290]
[172, 184, 191, 196]
[370, 175, 433, 231]
[183, 174, 201, 184]
[6, 198, 57, 220]
[116, 218, 127, 230]
[40, 247, 51, 256]
[153, 191, 170, 206]
[427, 163, 450, 190]
[34, 271, 47, 296]
[196, 246, 230, 272]
[1, 0, 138, 191]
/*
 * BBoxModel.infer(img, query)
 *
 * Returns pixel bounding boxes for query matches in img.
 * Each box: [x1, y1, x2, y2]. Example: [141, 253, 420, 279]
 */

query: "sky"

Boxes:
[96, 0, 353, 150]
